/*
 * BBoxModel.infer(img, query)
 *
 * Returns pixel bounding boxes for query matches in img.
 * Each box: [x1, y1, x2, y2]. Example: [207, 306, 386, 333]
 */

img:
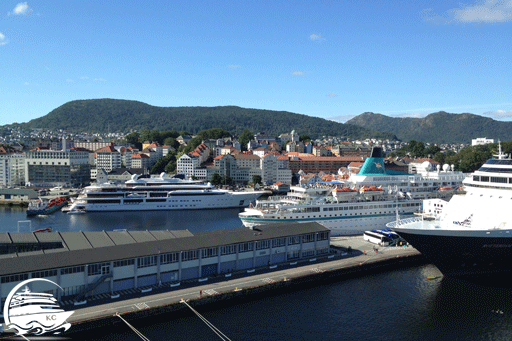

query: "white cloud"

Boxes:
[94, 78, 106, 82]
[326, 93, 338, 97]
[310, 34, 325, 42]
[394, 112, 427, 118]
[423, 0, 512, 23]
[66, 79, 74, 83]
[9, 2, 31, 15]
[483, 110, 512, 118]
[80, 76, 89, 80]
[291, 71, 304, 76]
[329, 115, 356, 123]
[227, 64, 241, 69]
[0, 32, 8, 46]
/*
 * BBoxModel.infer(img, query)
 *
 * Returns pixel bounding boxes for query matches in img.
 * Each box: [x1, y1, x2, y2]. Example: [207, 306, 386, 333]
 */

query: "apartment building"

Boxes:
[95, 145, 122, 172]
[0, 147, 26, 186]
[24, 149, 91, 187]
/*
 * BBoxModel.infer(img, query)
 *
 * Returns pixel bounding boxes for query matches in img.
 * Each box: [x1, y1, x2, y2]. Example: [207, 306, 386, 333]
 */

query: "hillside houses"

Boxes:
[1, 126, 470, 189]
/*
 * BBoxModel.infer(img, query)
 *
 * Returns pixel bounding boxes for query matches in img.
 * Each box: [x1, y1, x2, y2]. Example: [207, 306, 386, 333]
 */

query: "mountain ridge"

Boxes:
[346, 111, 512, 144]
[9, 99, 397, 140]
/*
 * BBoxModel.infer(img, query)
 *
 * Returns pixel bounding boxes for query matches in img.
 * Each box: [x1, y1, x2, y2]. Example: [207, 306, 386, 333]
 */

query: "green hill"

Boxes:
[12, 99, 396, 140]
[346, 111, 512, 144]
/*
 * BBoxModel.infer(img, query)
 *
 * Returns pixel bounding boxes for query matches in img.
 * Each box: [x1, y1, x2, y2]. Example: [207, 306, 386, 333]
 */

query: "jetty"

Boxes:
[62, 236, 422, 335]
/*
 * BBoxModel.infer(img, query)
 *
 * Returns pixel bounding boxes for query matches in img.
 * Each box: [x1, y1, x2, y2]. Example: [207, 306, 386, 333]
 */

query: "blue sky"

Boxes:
[1, 0, 511, 126]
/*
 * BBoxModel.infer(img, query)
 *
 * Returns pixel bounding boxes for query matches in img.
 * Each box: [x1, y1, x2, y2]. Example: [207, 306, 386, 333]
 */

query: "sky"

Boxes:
[1, 0, 511, 126]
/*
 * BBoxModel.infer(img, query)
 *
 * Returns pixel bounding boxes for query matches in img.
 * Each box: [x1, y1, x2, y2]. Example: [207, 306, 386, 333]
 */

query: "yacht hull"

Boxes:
[71, 192, 260, 212]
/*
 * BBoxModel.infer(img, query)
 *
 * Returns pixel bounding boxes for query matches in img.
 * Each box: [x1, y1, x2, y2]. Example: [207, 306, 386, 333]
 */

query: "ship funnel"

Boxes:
[370, 146, 383, 158]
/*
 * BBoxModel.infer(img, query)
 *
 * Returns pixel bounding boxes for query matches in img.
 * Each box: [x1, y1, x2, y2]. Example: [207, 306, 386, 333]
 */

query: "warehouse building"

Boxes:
[0, 222, 330, 304]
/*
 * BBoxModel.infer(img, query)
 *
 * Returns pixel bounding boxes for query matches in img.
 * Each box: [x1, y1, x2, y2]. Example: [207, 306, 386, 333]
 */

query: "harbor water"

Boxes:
[81, 264, 512, 341]
[2, 206, 512, 340]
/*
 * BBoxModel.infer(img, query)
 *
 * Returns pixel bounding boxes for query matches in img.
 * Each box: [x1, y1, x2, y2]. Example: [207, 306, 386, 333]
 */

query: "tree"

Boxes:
[238, 129, 253, 151]
[221, 175, 233, 186]
[163, 137, 180, 150]
[299, 134, 311, 142]
[252, 175, 262, 185]
[164, 159, 177, 173]
[151, 153, 176, 174]
[211, 173, 222, 186]
[125, 132, 140, 146]
[409, 141, 425, 158]
[425, 145, 441, 158]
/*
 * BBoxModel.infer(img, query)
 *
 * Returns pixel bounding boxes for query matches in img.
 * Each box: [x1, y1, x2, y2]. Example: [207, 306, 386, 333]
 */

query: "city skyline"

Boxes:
[1, 1, 511, 125]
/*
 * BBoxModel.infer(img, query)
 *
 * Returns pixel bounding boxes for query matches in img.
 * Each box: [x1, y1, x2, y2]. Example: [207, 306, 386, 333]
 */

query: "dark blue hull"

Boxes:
[395, 231, 512, 282]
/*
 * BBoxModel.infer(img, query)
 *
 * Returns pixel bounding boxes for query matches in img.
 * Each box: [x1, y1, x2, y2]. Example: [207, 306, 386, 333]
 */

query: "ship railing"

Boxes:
[386, 216, 423, 228]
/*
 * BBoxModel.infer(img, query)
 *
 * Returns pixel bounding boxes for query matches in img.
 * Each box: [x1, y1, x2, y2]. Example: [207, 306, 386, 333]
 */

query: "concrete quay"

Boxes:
[59, 235, 423, 335]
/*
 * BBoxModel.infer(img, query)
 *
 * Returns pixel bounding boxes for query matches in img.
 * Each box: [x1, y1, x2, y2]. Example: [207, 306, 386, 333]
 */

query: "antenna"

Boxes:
[494, 140, 509, 160]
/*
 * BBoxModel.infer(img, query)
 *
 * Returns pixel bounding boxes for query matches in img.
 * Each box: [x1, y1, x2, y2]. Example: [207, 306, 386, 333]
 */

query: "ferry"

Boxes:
[67, 173, 262, 212]
[239, 147, 465, 236]
[388, 143, 512, 281]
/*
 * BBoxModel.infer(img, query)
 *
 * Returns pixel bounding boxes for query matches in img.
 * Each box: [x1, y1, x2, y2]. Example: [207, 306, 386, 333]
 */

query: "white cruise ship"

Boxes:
[68, 173, 262, 212]
[388, 143, 512, 281]
[239, 147, 466, 236]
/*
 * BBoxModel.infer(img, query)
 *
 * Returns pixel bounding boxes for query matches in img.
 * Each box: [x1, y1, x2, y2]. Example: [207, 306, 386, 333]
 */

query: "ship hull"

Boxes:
[70, 192, 260, 212]
[240, 210, 416, 236]
[27, 202, 67, 216]
[394, 227, 512, 281]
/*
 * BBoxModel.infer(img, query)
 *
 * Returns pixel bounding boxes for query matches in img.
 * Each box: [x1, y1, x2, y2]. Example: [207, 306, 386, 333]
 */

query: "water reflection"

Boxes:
[0, 206, 243, 233]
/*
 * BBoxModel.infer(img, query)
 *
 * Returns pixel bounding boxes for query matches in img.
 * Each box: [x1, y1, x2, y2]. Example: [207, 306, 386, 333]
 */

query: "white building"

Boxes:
[472, 137, 494, 146]
[24, 149, 91, 187]
[131, 153, 151, 170]
[95, 145, 122, 172]
[178, 150, 292, 185]
[177, 154, 201, 178]
[0, 153, 26, 187]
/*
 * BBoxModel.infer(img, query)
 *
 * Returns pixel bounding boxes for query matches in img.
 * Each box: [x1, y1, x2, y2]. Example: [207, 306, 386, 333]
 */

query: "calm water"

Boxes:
[0, 205, 243, 233]
[81, 265, 512, 341]
[2, 206, 512, 340]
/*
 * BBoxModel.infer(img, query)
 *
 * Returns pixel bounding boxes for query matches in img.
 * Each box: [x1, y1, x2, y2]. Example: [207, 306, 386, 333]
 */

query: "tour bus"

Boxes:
[363, 229, 399, 246]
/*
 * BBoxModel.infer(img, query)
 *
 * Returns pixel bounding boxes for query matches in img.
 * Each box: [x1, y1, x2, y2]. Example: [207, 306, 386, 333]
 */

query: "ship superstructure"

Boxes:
[388, 143, 512, 280]
[68, 173, 261, 212]
[239, 147, 465, 235]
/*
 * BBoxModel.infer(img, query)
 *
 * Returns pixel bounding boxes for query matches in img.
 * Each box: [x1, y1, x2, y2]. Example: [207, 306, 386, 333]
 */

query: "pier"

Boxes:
[61, 236, 422, 335]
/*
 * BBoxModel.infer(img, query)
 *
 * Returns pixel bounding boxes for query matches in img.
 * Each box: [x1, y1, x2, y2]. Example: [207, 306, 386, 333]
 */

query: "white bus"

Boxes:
[363, 229, 399, 246]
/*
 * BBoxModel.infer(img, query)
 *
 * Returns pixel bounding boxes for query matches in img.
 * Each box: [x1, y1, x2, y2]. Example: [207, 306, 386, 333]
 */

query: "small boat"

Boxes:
[67, 209, 86, 214]
[33, 228, 52, 233]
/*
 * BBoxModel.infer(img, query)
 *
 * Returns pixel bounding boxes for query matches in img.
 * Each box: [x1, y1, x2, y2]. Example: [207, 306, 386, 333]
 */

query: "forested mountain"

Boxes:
[12, 99, 396, 140]
[346, 112, 512, 144]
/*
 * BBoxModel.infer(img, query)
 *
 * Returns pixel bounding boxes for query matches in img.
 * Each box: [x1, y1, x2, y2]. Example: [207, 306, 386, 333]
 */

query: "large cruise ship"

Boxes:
[388, 144, 512, 281]
[239, 147, 465, 235]
[68, 173, 262, 212]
